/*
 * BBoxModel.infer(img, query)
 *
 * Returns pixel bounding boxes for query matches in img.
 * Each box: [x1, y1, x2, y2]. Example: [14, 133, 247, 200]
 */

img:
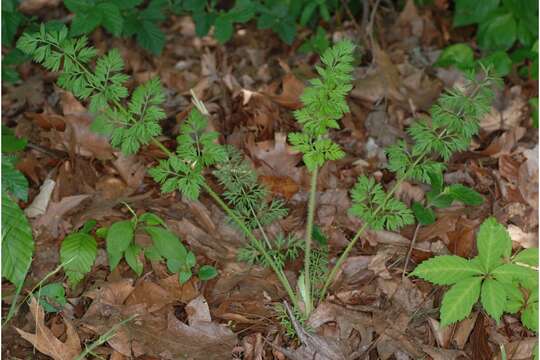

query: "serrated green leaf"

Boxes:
[447, 184, 484, 206]
[2, 156, 29, 201]
[198, 265, 218, 280]
[136, 20, 165, 55]
[2, 193, 34, 287]
[214, 14, 233, 44]
[410, 255, 483, 285]
[96, 3, 123, 36]
[492, 263, 537, 283]
[480, 278, 506, 323]
[477, 217, 512, 271]
[440, 276, 482, 326]
[411, 202, 436, 225]
[70, 10, 102, 36]
[514, 248, 539, 267]
[522, 300, 538, 332]
[504, 283, 525, 313]
[60, 232, 97, 287]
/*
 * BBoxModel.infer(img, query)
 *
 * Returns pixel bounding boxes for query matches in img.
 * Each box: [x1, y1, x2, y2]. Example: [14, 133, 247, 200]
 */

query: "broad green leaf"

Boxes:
[2, 125, 27, 153]
[125, 244, 143, 276]
[521, 301, 538, 332]
[179, 270, 192, 284]
[136, 20, 165, 55]
[34, 283, 67, 313]
[427, 169, 444, 194]
[167, 258, 182, 273]
[514, 248, 539, 266]
[198, 265, 218, 281]
[477, 13, 517, 51]
[214, 14, 233, 43]
[410, 255, 483, 285]
[477, 217, 511, 271]
[440, 276, 482, 326]
[70, 10, 102, 36]
[144, 245, 162, 261]
[411, 202, 436, 225]
[186, 251, 196, 268]
[2, 193, 34, 287]
[447, 184, 484, 206]
[60, 232, 97, 287]
[504, 283, 524, 313]
[492, 263, 537, 283]
[480, 278, 506, 322]
[427, 193, 454, 208]
[139, 212, 166, 227]
[144, 226, 187, 261]
[2, 156, 29, 201]
[435, 43, 474, 70]
[106, 220, 134, 257]
[477, 51, 513, 77]
[453, 0, 500, 27]
[107, 251, 123, 272]
[96, 3, 123, 36]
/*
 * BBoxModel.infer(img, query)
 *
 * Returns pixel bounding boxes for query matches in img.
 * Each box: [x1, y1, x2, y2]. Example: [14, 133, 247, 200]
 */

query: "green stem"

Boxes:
[151, 138, 173, 157]
[201, 182, 300, 310]
[303, 166, 318, 315]
[319, 155, 425, 300]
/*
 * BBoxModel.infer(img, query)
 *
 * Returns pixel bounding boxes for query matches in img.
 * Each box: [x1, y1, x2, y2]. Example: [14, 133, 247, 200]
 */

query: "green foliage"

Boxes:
[288, 40, 355, 171]
[411, 217, 538, 329]
[174, 0, 341, 45]
[2, 0, 26, 46]
[1, 127, 33, 289]
[64, 0, 168, 54]
[214, 146, 288, 232]
[101, 211, 217, 284]
[60, 221, 98, 287]
[2, 193, 34, 288]
[441, 0, 538, 79]
[351, 71, 495, 234]
[150, 109, 226, 199]
[33, 283, 67, 313]
[18, 26, 167, 155]
[349, 176, 414, 231]
[299, 27, 330, 55]
[238, 233, 303, 268]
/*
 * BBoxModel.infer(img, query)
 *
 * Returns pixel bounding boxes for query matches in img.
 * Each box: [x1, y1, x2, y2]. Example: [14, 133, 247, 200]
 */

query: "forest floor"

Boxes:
[2, 0, 538, 359]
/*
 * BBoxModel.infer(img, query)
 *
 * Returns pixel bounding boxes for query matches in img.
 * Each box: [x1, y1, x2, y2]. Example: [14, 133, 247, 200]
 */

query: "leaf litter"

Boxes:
[3, 1, 538, 359]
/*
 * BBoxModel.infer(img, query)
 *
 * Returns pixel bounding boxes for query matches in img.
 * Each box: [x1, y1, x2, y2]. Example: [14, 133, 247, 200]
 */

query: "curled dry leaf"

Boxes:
[24, 178, 55, 218]
[264, 72, 305, 109]
[15, 297, 81, 360]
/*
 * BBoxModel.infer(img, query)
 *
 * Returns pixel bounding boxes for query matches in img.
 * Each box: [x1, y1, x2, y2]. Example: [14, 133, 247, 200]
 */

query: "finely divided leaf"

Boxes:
[440, 276, 482, 326]
[410, 255, 483, 285]
[2, 193, 34, 287]
[60, 232, 97, 287]
[477, 217, 512, 271]
[480, 278, 506, 323]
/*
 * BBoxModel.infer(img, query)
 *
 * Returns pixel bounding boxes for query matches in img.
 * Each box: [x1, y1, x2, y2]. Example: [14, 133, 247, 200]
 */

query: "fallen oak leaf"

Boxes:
[15, 297, 81, 360]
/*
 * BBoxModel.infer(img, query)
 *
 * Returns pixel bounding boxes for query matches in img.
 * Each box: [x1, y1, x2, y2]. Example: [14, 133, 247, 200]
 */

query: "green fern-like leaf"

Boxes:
[288, 40, 355, 171]
[349, 176, 414, 231]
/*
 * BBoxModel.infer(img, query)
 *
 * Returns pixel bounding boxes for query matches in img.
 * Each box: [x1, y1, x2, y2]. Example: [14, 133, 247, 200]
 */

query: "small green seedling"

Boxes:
[411, 217, 538, 330]
[99, 211, 217, 284]
[33, 283, 67, 313]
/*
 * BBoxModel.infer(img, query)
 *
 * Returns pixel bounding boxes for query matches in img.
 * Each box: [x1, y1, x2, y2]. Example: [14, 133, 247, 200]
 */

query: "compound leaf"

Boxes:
[480, 278, 506, 323]
[440, 276, 482, 327]
[410, 255, 483, 285]
[514, 248, 539, 267]
[477, 217, 512, 271]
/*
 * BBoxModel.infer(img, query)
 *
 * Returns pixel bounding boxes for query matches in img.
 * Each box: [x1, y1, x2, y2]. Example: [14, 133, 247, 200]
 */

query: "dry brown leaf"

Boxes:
[15, 298, 81, 360]
[19, 0, 60, 12]
[479, 127, 526, 158]
[33, 194, 91, 237]
[265, 73, 305, 109]
[24, 111, 66, 131]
